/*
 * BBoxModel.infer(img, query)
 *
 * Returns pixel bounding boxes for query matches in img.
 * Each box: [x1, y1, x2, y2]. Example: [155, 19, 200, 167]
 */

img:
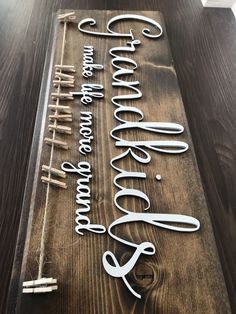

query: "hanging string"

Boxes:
[37, 20, 68, 280]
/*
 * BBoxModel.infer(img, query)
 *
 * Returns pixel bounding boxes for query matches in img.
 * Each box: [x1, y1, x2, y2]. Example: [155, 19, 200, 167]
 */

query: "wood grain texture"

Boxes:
[5, 9, 231, 314]
[0, 1, 235, 313]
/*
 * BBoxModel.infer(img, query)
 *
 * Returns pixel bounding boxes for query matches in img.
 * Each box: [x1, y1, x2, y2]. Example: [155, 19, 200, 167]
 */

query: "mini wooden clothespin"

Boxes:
[49, 104, 72, 114]
[49, 114, 73, 122]
[51, 92, 74, 101]
[23, 278, 58, 294]
[55, 65, 75, 73]
[58, 12, 76, 23]
[42, 165, 66, 178]
[55, 71, 75, 81]
[41, 176, 67, 189]
[44, 137, 69, 150]
[48, 124, 72, 135]
[53, 80, 74, 88]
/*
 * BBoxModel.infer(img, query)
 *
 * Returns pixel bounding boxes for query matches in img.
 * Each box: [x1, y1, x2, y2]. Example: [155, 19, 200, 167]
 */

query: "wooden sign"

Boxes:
[8, 10, 230, 313]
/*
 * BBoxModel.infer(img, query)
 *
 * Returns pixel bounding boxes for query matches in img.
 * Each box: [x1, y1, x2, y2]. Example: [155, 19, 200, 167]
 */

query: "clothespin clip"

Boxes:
[42, 165, 66, 178]
[49, 114, 73, 122]
[55, 71, 75, 81]
[44, 137, 69, 150]
[51, 92, 74, 101]
[55, 65, 75, 73]
[23, 278, 58, 294]
[58, 12, 76, 23]
[41, 176, 67, 189]
[48, 124, 72, 135]
[49, 104, 72, 114]
[53, 80, 74, 88]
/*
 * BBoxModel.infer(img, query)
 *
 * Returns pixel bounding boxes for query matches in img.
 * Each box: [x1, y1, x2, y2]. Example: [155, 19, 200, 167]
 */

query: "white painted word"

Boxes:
[78, 13, 200, 299]
[78, 14, 163, 39]
[61, 161, 106, 235]
[72, 83, 104, 105]
[79, 111, 93, 155]
[82, 45, 103, 78]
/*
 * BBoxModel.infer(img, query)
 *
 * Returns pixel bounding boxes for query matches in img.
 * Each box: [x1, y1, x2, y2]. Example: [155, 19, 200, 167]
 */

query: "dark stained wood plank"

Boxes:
[6, 9, 231, 314]
[0, 1, 235, 313]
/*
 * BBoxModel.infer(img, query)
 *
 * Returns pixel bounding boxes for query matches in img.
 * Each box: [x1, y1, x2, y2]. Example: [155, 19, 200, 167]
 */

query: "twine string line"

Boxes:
[37, 20, 68, 279]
